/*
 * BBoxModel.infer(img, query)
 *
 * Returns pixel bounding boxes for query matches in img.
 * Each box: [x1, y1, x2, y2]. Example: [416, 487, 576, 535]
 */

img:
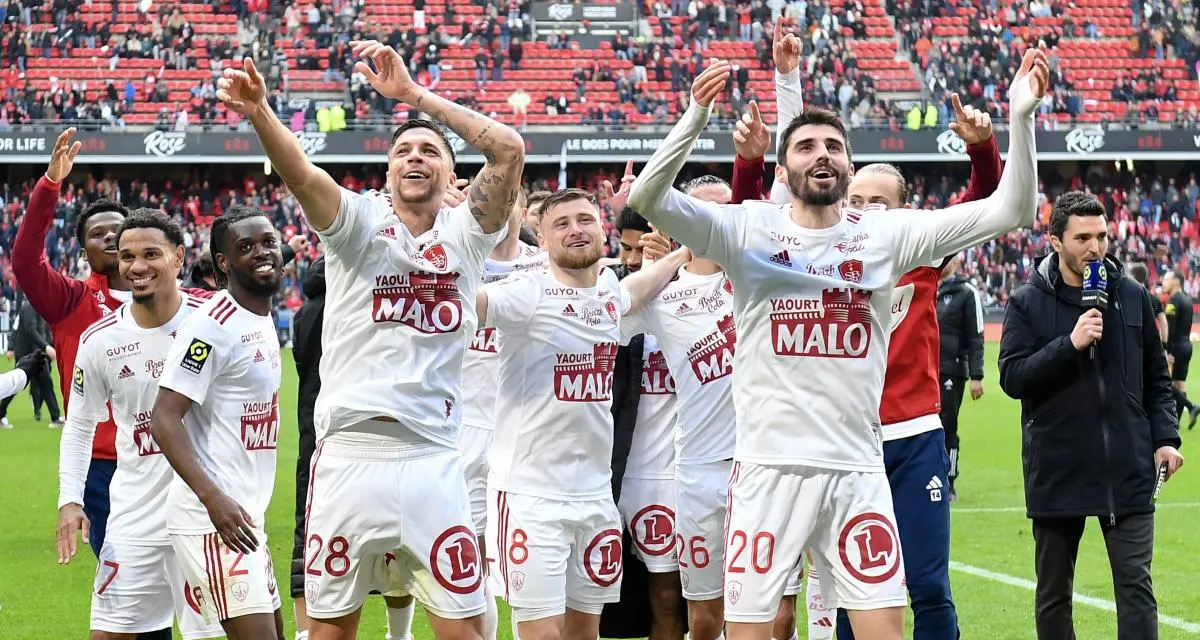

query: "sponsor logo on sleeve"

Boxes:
[180, 338, 213, 374]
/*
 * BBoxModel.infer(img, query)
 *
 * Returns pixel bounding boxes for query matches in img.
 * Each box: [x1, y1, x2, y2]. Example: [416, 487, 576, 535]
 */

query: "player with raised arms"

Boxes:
[477, 187, 687, 640]
[627, 48, 1047, 640]
[56, 210, 222, 640]
[150, 208, 286, 640]
[216, 34, 525, 640]
[730, 24, 1004, 637]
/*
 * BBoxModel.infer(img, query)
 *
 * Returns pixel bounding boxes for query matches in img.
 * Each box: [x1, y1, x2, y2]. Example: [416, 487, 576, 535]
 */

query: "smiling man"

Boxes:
[151, 207, 287, 640]
[56, 210, 221, 640]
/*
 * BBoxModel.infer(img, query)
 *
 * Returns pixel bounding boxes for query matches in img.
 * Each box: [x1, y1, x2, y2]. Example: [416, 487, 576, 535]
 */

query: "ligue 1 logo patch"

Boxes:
[72, 366, 85, 396]
[181, 339, 212, 374]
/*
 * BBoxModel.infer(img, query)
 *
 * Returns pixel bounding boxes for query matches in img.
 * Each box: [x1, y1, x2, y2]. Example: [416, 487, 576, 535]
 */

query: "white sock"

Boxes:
[482, 582, 499, 640]
[385, 599, 416, 640]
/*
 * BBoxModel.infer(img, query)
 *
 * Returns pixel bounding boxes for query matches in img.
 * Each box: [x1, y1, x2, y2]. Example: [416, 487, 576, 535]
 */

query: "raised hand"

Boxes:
[948, 93, 993, 145]
[691, 60, 731, 109]
[46, 128, 82, 183]
[772, 18, 802, 75]
[601, 160, 637, 212]
[733, 101, 771, 160]
[351, 39, 420, 104]
[1010, 47, 1049, 118]
[216, 57, 267, 115]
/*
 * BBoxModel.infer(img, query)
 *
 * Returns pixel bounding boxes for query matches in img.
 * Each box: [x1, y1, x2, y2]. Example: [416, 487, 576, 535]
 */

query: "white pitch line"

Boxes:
[952, 502, 1200, 514]
[950, 561, 1200, 634]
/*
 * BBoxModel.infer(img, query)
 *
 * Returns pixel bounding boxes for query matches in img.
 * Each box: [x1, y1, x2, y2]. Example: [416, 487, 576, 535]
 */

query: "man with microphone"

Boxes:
[998, 191, 1183, 640]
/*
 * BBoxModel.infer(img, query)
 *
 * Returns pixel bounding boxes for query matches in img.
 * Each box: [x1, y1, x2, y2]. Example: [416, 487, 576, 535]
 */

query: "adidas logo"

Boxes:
[926, 475, 944, 502]
[117, 365, 135, 380]
[376, 226, 396, 238]
[813, 617, 833, 628]
[562, 304, 578, 318]
[254, 349, 265, 363]
[769, 250, 792, 267]
[675, 302, 692, 315]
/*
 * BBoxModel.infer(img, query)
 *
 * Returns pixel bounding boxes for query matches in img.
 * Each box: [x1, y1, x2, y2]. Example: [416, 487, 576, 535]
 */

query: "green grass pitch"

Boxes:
[0, 344, 1196, 638]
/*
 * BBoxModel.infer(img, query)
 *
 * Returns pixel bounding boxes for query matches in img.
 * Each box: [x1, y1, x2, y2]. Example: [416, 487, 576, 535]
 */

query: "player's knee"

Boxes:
[648, 571, 683, 615]
[688, 602, 724, 640]
[772, 595, 797, 639]
[515, 618, 564, 640]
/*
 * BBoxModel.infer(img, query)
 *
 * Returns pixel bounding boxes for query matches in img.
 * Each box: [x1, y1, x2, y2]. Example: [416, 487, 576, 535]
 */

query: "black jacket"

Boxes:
[10, 299, 53, 357]
[998, 253, 1180, 520]
[292, 257, 326, 441]
[936, 276, 985, 380]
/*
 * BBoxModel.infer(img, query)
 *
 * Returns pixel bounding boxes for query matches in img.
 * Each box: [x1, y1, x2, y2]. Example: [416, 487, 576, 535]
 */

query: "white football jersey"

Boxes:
[622, 333, 677, 480]
[649, 195, 1007, 471]
[461, 243, 548, 430]
[624, 268, 737, 466]
[70, 295, 206, 545]
[484, 268, 631, 500]
[314, 189, 504, 445]
[158, 291, 282, 534]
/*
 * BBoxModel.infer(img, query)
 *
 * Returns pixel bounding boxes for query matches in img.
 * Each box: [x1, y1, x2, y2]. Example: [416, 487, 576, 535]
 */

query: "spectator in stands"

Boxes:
[507, 87, 530, 128]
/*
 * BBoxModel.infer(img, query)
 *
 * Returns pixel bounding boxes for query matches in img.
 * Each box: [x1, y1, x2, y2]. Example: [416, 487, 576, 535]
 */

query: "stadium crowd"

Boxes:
[4, 0, 1198, 131]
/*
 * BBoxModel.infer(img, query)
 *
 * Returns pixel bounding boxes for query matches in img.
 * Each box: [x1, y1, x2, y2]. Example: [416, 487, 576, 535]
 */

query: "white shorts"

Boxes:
[303, 438, 486, 620]
[457, 424, 494, 536]
[171, 530, 282, 625]
[675, 461, 802, 601]
[723, 462, 906, 623]
[486, 489, 623, 622]
[618, 477, 679, 573]
[90, 540, 224, 639]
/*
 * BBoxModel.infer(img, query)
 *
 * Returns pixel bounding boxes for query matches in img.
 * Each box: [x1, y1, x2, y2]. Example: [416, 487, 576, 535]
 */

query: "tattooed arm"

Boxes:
[351, 39, 526, 234]
[416, 89, 526, 233]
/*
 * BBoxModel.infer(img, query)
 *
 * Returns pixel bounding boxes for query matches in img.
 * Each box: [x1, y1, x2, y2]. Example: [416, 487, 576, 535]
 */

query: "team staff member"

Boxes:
[1128, 264, 1167, 344]
[0, 350, 50, 405]
[935, 256, 985, 500]
[4, 295, 62, 425]
[1161, 270, 1197, 428]
[998, 191, 1183, 640]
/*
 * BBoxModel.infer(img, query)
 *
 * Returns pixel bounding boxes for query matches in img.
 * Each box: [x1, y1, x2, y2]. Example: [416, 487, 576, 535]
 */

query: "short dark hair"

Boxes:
[116, 208, 184, 247]
[682, 175, 730, 194]
[211, 206, 270, 258]
[537, 188, 596, 221]
[1128, 262, 1149, 285]
[527, 190, 552, 209]
[75, 199, 129, 245]
[1049, 191, 1106, 238]
[615, 207, 652, 233]
[777, 108, 851, 166]
[390, 119, 456, 166]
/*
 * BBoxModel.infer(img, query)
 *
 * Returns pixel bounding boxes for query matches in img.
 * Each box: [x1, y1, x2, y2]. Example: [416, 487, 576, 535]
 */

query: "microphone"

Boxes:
[1081, 260, 1108, 360]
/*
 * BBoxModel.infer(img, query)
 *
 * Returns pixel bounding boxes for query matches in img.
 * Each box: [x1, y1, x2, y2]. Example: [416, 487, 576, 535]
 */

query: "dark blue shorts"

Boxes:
[82, 458, 116, 557]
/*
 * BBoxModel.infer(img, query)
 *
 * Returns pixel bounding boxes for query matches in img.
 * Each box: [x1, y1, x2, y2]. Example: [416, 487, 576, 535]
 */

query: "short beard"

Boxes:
[788, 169, 849, 207]
[555, 243, 604, 270]
[393, 181, 439, 205]
[230, 268, 282, 297]
[132, 291, 155, 305]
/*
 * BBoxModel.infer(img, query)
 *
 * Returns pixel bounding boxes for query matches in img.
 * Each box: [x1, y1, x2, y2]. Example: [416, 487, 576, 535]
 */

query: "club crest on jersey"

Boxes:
[181, 339, 212, 374]
[553, 343, 618, 402]
[132, 411, 162, 456]
[770, 289, 873, 358]
[240, 392, 280, 450]
[640, 351, 676, 395]
[72, 366, 85, 396]
[839, 259, 864, 284]
[372, 271, 463, 334]
[422, 243, 449, 270]
[687, 313, 737, 383]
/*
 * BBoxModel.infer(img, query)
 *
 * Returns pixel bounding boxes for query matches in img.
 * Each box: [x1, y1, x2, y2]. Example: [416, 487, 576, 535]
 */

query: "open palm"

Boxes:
[352, 40, 419, 103]
[215, 58, 266, 115]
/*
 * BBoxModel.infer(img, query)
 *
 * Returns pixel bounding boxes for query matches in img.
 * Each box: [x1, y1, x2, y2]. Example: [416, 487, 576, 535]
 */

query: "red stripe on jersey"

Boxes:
[209, 297, 237, 325]
[302, 442, 324, 567]
[214, 535, 230, 620]
[497, 491, 509, 599]
[205, 534, 225, 621]
[208, 298, 230, 321]
[216, 299, 237, 325]
[880, 267, 943, 425]
[79, 315, 120, 345]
